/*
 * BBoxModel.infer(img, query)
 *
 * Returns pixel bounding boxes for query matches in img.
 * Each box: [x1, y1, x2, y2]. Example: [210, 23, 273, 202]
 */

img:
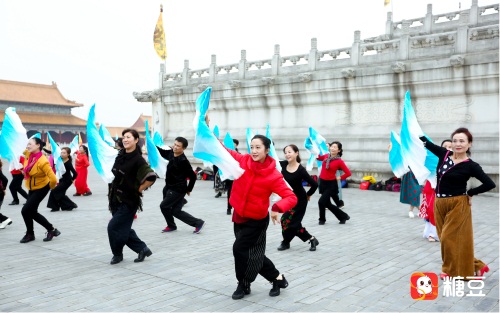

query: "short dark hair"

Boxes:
[175, 136, 188, 148]
[251, 134, 271, 150]
[233, 139, 239, 146]
[122, 128, 140, 140]
[440, 139, 451, 147]
[283, 144, 301, 163]
[330, 141, 343, 157]
[451, 127, 473, 155]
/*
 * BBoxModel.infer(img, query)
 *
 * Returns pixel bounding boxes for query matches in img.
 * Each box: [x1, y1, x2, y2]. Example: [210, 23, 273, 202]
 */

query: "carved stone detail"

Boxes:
[228, 80, 241, 88]
[171, 87, 183, 95]
[470, 27, 500, 41]
[133, 89, 160, 102]
[197, 84, 209, 91]
[298, 73, 312, 82]
[450, 55, 465, 67]
[391, 62, 406, 73]
[262, 77, 275, 85]
[341, 68, 356, 78]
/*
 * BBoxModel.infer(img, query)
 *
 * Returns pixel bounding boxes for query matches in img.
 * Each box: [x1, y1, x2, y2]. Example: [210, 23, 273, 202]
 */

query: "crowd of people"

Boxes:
[0, 125, 495, 299]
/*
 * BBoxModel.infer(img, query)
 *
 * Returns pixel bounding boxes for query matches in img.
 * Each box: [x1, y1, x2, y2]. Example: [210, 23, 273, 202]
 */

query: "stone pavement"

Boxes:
[0, 165, 498, 312]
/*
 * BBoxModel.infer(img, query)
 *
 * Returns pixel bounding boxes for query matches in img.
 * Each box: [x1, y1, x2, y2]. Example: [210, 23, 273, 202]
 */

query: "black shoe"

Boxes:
[182, 198, 188, 205]
[50, 209, 60, 212]
[309, 237, 319, 251]
[20, 233, 35, 243]
[277, 241, 290, 251]
[43, 228, 61, 241]
[339, 215, 350, 224]
[338, 200, 345, 210]
[318, 220, 325, 225]
[9, 201, 19, 205]
[83, 191, 92, 196]
[215, 192, 222, 198]
[227, 208, 232, 215]
[232, 282, 251, 300]
[134, 247, 152, 262]
[110, 255, 123, 265]
[269, 275, 288, 297]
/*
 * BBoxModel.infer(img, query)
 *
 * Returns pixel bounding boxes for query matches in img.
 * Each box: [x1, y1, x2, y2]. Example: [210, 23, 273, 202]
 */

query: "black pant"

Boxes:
[281, 209, 312, 243]
[160, 186, 203, 229]
[108, 203, 146, 256]
[233, 215, 280, 286]
[226, 180, 233, 210]
[318, 179, 349, 222]
[21, 184, 53, 235]
[47, 180, 77, 210]
[0, 199, 8, 222]
[9, 173, 28, 202]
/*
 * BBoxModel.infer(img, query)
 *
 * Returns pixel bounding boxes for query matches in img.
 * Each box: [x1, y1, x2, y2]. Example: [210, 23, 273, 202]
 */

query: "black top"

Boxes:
[420, 136, 496, 197]
[280, 161, 318, 200]
[109, 147, 157, 211]
[60, 160, 77, 183]
[157, 147, 197, 193]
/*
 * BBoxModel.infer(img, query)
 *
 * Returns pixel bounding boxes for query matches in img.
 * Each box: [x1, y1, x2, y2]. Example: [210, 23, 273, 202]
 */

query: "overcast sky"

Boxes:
[1, 0, 497, 127]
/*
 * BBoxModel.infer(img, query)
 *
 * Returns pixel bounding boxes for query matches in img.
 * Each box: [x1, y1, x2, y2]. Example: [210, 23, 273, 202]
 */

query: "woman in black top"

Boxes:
[108, 129, 157, 265]
[278, 144, 319, 251]
[47, 147, 78, 212]
[420, 127, 495, 279]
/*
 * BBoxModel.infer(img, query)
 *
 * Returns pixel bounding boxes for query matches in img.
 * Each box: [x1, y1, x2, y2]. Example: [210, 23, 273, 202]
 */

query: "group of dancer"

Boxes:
[0, 123, 495, 299]
[0, 137, 93, 239]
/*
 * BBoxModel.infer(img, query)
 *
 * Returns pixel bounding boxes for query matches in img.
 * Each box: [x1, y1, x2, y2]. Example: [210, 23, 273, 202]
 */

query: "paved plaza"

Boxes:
[0, 165, 498, 312]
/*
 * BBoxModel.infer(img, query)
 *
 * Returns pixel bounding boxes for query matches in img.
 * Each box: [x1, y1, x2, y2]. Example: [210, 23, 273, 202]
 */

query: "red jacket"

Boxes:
[317, 154, 351, 181]
[10, 156, 25, 175]
[226, 148, 297, 220]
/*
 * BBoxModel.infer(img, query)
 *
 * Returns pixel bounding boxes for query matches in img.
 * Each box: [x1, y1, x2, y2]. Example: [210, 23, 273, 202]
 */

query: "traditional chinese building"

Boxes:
[0, 79, 87, 143]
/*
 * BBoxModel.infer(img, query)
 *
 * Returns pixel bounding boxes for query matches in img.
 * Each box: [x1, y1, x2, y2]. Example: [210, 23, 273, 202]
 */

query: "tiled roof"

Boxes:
[0, 80, 83, 107]
[130, 114, 152, 132]
[0, 111, 87, 126]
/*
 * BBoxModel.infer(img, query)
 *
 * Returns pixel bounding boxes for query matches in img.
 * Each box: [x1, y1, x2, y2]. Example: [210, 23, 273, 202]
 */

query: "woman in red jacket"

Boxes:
[73, 145, 92, 196]
[225, 134, 297, 300]
[317, 141, 351, 225]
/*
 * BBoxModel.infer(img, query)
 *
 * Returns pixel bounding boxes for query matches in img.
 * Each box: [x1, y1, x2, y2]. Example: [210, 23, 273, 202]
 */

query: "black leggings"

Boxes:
[21, 184, 53, 235]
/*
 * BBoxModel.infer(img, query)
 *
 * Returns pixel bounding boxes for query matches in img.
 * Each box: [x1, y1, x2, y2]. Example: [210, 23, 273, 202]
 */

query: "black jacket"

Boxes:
[157, 147, 196, 193]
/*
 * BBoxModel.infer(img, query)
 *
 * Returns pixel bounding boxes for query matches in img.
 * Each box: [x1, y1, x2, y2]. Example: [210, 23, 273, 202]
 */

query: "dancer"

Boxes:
[8, 156, 28, 205]
[20, 137, 60, 243]
[420, 128, 495, 279]
[277, 144, 319, 251]
[225, 134, 297, 300]
[0, 160, 13, 229]
[420, 139, 451, 242]
[74, 145, 92, 196]
[400, 169, 422, 218]
[47, 147, 78, 212]
[157, 137, 205, 234]
[317, 141, 351, 225]
[108, 129, 157, 264]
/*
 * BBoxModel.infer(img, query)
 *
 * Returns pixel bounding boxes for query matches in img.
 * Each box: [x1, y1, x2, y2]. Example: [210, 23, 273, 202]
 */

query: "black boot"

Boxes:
[269, 275, 288, 297]
[309, 237, 319, 251]
[277, 241, 290, 251]
[232, 282, 251, 300]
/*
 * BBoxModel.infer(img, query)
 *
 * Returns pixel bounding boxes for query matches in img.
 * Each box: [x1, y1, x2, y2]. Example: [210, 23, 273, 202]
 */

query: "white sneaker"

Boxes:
[0, 218, 12, 229]
[408, 211, 415, 218]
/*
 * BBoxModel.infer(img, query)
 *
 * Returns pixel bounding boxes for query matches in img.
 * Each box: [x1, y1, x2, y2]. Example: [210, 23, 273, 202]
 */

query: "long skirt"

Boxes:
[400, 171, 422, 206]
[75, 167, 90, 194]
[435, 195, 485, 278]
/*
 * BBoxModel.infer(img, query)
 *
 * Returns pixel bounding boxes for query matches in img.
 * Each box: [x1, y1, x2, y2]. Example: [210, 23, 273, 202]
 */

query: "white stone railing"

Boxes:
[156, 2, 498, 88]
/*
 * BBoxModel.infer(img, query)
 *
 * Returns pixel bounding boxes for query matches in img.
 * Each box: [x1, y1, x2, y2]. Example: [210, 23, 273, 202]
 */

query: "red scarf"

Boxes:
[24, 151, 42, 180]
